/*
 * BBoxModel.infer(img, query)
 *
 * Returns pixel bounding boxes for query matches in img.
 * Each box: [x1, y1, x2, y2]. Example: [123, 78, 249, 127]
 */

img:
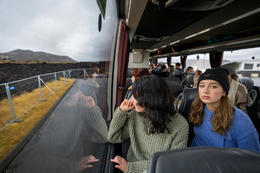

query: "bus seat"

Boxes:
[147, 147, 260, 173]
[239, 77, 257, 107]
[165, 77, 183, 97]
[177, 88, 198, 120]
[176, 88, 198, 146]
[124, 78, 132, 99]
[182, 73, 195, 88]
[239, 77, 254, 90]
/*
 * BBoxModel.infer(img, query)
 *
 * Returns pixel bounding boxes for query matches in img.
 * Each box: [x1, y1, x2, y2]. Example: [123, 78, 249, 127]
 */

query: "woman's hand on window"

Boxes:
[85, 96, 96, 108]
[76, 155, 99, 172]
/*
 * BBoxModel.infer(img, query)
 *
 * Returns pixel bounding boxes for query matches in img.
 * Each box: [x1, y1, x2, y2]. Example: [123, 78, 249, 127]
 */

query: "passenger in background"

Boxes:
[108, 76, 189, 173]
[167, 65, 175, 78]
[190, 68, 260, 152]
[193, 70, 202, 88]
[175, 62, 184, 72]
[124, 68, 150, 100]
[172, 62, 184, 81]
[182, 66, 195, 88]
[153, 64, 169, 78]
[184, 66, 194, 74]
[222, 64, 248, 113]
[148, 63, 155, 74]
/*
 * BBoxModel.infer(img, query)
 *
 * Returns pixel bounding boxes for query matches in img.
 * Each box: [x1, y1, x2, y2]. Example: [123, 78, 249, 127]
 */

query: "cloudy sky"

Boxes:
[0, 0, 114, 62]
[1, 0, 260, 62]
[168, 47, 260, 63]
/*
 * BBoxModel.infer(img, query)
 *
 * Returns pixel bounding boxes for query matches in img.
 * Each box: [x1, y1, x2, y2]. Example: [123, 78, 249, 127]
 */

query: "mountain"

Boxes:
[0, 49, 77, 63]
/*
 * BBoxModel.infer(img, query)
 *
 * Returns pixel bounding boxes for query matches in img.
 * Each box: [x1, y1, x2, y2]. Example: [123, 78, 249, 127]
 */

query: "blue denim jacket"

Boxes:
[192, 106, 260, 152]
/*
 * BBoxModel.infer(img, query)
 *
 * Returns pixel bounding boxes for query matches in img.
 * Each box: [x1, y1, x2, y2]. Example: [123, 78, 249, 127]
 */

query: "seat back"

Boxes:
[239, 77, 257, 107]
[175, 88, 198, 146]
[165, 77, 183, 97]
[177, 88, 198, 119]
[239, 77, 254, 90]
[182, 73, 195, 88]
[147, 147, 260, 173]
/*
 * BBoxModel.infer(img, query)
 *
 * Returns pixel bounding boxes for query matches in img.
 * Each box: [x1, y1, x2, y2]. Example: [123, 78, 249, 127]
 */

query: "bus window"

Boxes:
[0, 0, 118, 172]
[224, 47, 260, 87]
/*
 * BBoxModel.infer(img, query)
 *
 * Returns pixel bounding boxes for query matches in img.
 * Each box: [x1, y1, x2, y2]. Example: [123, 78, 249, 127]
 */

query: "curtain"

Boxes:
[167, 57, 172, 67]
[210, 51, 223, 68]
[116, 21, 130, 107]
[180, 55, 187, 69]
[153, 58, 158, 65]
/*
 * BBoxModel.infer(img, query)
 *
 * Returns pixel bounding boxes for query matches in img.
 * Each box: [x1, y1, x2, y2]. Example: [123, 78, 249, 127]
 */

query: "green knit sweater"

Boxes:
[108, 108, 189, 173]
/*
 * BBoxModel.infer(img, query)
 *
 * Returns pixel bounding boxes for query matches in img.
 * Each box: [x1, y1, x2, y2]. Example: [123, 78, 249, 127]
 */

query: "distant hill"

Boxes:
[0, 49, 77, 63]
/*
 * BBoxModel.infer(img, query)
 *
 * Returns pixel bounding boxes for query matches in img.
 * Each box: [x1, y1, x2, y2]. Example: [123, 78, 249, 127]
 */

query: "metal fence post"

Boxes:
[63, 71, 66, 86]
[5, 83, 16, 120]
[83, 69, 86, 79]
[38, 75, 42, 99]
[54, 73, 57, 90]
[68, 70, 71, 79]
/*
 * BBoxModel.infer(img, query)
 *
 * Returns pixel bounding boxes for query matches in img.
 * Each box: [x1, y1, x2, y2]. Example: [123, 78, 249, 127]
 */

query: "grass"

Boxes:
[0, 78, 75, 161]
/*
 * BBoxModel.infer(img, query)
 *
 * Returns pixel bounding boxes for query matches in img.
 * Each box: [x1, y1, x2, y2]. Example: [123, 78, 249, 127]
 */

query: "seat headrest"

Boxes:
[147, 147, 260, 173]
[182, 73, 195, 88]
[165, 78, 183, 97]
[178, 88, 198, 119]
[239, 77, 254, 91]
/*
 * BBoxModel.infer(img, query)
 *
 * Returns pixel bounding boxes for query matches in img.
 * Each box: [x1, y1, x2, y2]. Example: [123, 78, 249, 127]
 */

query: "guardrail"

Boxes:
[0, 68, 88, 130]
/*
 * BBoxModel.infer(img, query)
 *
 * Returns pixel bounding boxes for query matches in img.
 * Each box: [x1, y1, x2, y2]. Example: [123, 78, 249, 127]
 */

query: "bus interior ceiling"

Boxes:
[119, 0, 260, 58]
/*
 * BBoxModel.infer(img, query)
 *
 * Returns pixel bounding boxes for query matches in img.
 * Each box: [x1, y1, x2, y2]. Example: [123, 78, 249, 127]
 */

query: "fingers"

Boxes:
[110, 156, 128, 173]
[127, 99, 134, 107]
[85, 96, 95, 107]
[86, 165, 93, 168]
[111, 155, 123, 164]
[122, 99, 128, 106]
[119, 100, 128, 112]
[87, 158, 99, 163]
[129, 96, 134, 103]
[121, 99, 135, 111]
[110, 159, 120, 165]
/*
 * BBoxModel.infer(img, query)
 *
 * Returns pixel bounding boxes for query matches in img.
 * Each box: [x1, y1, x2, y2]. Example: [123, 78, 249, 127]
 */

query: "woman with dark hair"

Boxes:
[190, 68, 260, 152]
[108, 76, 189, 173]
[124, 68, 150, 99]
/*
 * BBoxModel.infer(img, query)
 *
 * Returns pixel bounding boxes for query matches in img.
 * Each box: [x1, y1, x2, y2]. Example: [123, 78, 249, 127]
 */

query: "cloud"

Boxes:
[224, 47, 260, 60]
[170, 47, 260, 62]
[0, 0, 111, 62]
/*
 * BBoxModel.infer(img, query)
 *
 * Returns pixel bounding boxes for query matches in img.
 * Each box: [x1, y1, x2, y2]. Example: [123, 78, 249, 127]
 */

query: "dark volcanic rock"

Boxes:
[0, 62, 100, 84]
[0, 49, 77, 63]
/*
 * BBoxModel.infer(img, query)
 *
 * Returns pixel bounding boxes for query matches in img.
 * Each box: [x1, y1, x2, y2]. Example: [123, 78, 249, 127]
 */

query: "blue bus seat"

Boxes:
[147, 147, 260, 173]
[176, 88, 198, 146]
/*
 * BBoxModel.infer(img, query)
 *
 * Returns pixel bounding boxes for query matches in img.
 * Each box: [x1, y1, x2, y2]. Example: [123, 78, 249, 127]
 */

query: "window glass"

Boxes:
[0, 0, 118, 172]
[244, 63, 254, 69]
[224, 47, 260, 87]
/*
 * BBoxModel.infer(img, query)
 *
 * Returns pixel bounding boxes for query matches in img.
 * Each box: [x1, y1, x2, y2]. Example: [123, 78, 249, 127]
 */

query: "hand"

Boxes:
[85, 96, 96, 108]
[119, 99, 134, 113]
[111, 156, 128, 173]
[76, 155, 99, 172]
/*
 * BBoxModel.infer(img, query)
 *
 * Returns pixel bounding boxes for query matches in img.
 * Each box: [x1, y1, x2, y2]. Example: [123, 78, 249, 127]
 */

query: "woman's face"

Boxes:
[131, 76, 136, 83]
[198, 79, 225, 106]
[131, 96, 145, 112]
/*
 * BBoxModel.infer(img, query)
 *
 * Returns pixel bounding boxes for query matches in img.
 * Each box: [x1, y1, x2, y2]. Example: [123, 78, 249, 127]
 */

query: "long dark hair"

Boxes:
[189, 95, 234, 135]
[132, 76, 176, 134]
